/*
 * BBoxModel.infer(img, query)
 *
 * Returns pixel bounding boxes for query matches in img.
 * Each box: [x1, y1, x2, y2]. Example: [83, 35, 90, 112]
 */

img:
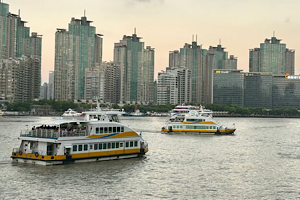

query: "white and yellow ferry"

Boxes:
[11, 103, 148, 165]
[162, 108, 236, 135]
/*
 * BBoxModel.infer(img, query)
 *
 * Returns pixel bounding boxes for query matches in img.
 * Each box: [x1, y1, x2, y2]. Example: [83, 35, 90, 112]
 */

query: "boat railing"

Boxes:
[20, 129, 90, 138]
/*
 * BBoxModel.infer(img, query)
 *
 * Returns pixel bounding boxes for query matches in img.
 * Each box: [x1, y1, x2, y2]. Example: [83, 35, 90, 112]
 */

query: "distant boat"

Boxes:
[62, 108, 82, 117]
[123, 105, 148, 117]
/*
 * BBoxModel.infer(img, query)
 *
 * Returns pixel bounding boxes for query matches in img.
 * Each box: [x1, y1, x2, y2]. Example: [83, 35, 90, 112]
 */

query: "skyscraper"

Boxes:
[0, 2, 41, 102]
[249, 35, 295, 75]
[54, 15, 103, 101]
[114, 30, 154, 104]
[47, 71, 54, 100]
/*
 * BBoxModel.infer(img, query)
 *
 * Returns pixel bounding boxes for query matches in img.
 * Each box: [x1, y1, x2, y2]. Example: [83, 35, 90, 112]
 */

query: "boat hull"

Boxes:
[11, 152, 146, 166]
[161, 128, 236, 135]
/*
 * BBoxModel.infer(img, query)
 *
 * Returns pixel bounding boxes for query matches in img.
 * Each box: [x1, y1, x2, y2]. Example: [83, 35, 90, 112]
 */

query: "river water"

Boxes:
[0, 116, 300, 199]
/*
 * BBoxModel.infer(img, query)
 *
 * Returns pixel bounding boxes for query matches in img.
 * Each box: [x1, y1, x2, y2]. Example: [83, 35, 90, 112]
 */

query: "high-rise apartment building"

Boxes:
[114, 31, 154, 104]
[47, 71, 54, 100]
[101, 62, 121, 104]
[249, 36, 295, 75]
[169, 50, 180, 68]
[54, 16, 103, 101]
[84, 67, 105, 101]
[0, 2, 41, 102]
[157, 66, 191, 105]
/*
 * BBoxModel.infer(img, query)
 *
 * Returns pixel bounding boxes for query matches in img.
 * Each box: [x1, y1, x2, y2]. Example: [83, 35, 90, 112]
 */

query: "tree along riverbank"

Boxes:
[2, 100, 300, 118]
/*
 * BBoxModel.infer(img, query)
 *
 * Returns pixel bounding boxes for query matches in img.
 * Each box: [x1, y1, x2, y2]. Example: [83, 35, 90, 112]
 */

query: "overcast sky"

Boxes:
[5, 0, 300, 83]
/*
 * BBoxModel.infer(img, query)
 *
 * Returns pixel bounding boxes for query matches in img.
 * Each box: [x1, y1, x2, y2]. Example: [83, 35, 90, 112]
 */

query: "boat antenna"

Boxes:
[96, 97, 101, 112]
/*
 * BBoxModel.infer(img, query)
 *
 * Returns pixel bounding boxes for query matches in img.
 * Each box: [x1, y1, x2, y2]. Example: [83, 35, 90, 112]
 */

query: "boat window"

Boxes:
[73, 145, 77, 152]
[120, 143, 123, 148]
[210, 126, 212, 129]
[96, 127, 99, 134]
[214, 126, 216, 129]
[78, 145, 83, 151]
[134, 141, 138, 147]
[126, 142, 129, 147]
[99, 143, 103, 150]
[117, 127, 120, 132]
[90, 144, 93, 150]
[103, 143, 107, 149]
[109, 127, 112, 133]
[94, 144, 98, 150]
[116, 142, 119, 148]
[113, 127, 116, 132]
[104, 127, 108, 133]
[100, 127, 103, 134]
[107, 143, 111, 149]
[84, 144, 88, 151]
[112, 143, 115, 149]
[121, 127, 124, 132]
[130, 141, 133, 147]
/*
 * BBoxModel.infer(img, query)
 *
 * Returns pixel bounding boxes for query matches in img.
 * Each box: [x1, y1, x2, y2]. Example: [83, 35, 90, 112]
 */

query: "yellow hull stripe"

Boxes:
[182, 121, 216, 124]
[11, 152, 66, 161]
[161, 129, 236, 133]
[87, 131, 139, 139]
[12, 148, 143, 161]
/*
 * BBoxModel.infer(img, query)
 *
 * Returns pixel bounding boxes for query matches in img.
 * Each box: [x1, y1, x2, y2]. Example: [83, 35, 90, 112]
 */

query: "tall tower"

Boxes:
[114, 30, 154, 104]
[0, 2, 41, 102]
[249, 35, 294, 75]
[54, 15, 103, 101]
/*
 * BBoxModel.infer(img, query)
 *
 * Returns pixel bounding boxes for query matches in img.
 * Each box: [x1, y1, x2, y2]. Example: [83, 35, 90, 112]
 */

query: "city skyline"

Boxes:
[5, 0, 300, 83]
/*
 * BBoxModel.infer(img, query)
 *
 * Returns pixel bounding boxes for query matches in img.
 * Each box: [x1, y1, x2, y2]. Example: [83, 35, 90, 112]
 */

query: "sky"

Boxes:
[5, 0, 300, 83]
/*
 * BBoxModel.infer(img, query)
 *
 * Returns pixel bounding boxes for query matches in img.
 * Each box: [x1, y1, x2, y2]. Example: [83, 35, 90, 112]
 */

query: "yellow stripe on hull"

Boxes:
[161, 129, 236, 134]
[71, 148, 140, 159]
[12, 148, 142, 161]
[11, 152, 66, 161]
[182, 121, 216, 124]
[87, 131, 139, 139]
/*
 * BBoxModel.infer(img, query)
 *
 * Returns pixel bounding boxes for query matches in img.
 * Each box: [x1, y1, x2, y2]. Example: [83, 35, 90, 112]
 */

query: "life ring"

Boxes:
[35, 152, 39, 157]
[19, 151, 23, 155]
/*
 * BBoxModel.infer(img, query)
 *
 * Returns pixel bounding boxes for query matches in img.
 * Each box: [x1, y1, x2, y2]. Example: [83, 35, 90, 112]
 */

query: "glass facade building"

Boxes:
[249, 36, 295, 75]
[213, 70, 244, 106]
[244, 72, 273, 108]
[272, 75, 300, 108]
[114, 32, 154, 104]
[54, 16, 103, 101]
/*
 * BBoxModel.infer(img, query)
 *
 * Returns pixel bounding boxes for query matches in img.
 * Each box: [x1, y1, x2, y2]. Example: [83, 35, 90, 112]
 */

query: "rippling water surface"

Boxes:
[1, 116, 300, 199]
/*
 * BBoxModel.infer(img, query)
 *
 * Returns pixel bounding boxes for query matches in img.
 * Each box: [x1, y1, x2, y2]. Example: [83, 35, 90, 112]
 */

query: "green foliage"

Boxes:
[4, 100, 300, 116]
